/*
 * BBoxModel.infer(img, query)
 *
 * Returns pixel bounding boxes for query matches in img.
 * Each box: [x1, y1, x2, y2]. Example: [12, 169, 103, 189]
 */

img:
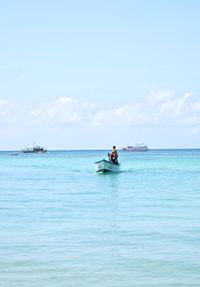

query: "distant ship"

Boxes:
[22, 145, 47, 153]
[121, 144, 149, 152]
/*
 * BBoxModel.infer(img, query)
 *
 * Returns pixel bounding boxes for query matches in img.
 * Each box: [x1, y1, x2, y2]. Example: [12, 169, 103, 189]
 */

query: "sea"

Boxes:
[0, 149, 200, 287]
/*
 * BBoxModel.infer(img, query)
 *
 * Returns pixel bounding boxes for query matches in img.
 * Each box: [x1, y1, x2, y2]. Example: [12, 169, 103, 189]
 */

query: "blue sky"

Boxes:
[0, 0, 200, 149]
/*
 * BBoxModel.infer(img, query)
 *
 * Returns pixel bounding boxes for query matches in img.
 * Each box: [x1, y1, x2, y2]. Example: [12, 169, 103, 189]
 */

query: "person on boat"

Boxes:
[108, 146, 118, 164]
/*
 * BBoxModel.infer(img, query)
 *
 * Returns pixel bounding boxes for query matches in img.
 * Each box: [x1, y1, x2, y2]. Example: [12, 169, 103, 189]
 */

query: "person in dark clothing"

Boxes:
[108, 146, 118, 164]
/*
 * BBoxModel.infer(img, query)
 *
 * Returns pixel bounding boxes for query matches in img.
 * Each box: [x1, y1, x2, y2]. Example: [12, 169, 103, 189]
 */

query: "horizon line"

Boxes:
[1, 147, 200, 152]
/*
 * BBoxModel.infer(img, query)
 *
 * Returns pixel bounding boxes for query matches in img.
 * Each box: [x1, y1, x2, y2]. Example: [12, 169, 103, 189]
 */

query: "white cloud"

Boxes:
[0, 100, 9, 105]
[94, 90, 200, 127]
[91, 90, 200, 127]
[147, 89, 174, 103]
[32, 97, 81, 124]
[1, 90, 200, 128]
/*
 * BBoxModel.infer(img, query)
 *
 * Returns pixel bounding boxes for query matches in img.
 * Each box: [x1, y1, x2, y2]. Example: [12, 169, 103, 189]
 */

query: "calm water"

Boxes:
[0, 149, 200, 287]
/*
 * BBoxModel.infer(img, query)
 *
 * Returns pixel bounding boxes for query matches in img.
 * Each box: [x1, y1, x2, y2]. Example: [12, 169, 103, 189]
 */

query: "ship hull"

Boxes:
[22, 150, 47, 153]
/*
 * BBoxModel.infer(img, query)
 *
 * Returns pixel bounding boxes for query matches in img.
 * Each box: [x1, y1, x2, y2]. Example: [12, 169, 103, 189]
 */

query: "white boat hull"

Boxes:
[94, 159, 120, 173]
[121, 145, 149, 151]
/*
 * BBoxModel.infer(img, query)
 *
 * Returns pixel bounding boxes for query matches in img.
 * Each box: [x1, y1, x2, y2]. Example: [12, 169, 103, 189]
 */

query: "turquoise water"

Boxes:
[1, 149, 200, 287]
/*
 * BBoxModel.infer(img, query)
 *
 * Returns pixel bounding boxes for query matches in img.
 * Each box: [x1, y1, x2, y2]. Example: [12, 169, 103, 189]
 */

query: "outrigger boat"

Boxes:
[94, 159, 120, 173]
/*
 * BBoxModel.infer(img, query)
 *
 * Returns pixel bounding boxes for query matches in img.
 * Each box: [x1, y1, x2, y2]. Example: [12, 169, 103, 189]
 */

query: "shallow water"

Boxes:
[1, 150, 200, 286]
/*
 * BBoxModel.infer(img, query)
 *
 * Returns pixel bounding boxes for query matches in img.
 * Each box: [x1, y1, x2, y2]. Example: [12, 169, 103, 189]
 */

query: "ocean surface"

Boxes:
[1, 149, 200, 287]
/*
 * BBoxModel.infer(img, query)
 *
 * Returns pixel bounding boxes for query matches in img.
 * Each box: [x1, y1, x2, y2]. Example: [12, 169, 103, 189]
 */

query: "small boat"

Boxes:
[10, 152, 19, 156]
[22, 145, 47, 153]
[94, 159, 120, 173]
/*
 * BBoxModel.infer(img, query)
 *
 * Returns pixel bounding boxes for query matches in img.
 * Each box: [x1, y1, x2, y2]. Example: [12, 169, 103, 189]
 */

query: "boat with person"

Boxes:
[22, 145, 47, 153]
[94, 159, 120, 173]
[95, 146, 120, 173]
[121, 144, 149, 152]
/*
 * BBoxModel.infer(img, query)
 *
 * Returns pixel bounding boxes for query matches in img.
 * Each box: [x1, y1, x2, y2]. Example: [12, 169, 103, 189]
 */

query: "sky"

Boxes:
[0, 0, 200, 150]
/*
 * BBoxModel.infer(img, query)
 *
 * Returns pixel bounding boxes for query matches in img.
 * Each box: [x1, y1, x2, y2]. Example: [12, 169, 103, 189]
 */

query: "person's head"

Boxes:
[113, 146, 116, 149]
